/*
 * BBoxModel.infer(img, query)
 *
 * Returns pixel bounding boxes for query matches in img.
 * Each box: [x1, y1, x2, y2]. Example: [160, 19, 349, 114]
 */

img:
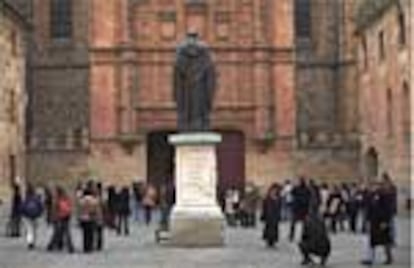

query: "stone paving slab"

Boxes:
[0, 207, 410, 268]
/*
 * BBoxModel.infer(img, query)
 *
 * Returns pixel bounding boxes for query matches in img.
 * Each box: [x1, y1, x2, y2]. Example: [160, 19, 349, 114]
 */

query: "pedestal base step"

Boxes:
[169, 215, 224, 247]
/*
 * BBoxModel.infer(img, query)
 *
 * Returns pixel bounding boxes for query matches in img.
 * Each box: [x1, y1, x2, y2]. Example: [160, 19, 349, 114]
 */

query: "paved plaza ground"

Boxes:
[0, 208, 411, 268]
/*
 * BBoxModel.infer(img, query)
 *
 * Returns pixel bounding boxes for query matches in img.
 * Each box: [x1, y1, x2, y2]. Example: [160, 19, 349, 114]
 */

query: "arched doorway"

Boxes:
[365, 147, 379, 182]
[147, 131, 175, 188]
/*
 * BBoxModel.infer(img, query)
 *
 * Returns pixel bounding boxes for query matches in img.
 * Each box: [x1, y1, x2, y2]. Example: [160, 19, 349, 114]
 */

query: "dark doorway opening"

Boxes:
[147, 131, 175, 188]
[216, 131, 246, 202]
[146, 130, 246, 204]
[365, 147, 379, 182]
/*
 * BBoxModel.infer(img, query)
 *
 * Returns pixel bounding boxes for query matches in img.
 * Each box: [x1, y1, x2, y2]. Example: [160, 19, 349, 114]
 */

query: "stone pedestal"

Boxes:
[168, 132, 225, 247]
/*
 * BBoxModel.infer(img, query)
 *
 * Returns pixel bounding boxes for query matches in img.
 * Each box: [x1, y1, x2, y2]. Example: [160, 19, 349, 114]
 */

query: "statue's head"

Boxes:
[186, 29, 199, 45]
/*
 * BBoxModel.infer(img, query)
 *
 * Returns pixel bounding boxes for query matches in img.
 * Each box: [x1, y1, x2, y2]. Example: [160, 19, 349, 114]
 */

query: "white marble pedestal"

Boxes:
[168, 132, 225, 247]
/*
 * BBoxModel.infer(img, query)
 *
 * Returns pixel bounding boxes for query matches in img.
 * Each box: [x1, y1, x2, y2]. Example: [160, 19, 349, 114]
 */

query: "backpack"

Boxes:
[57, 197, 72, 219]
[21, 196, 43, 219]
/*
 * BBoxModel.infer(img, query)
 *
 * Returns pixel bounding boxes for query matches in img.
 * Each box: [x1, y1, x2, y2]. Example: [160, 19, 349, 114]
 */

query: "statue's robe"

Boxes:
[173, 41, 216, 131]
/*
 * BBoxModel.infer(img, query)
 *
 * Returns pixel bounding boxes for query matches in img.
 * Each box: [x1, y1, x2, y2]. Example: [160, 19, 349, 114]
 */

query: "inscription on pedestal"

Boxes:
[178, 146, 215, 206]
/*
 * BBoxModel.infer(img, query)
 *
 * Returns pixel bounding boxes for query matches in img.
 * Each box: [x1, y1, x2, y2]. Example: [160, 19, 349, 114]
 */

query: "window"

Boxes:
[397, 10, 406, 46]
[386, 89, 393, 137]
[378, 30, 385, 60]
[73, 128, 83, 148]
[295, 0, 311, 38]
[10, 29, 17, 56]
[9, 90, 16, 123]
[50, 0, 72, 39]
[402, 82, 410, 143]
[361, 36, 368, 70]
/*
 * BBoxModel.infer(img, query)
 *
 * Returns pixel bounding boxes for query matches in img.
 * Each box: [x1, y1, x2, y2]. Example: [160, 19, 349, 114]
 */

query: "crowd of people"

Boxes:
[5, 180, 172, 253]
[258, 173, 398, 266]
[4, 173, 399, 266]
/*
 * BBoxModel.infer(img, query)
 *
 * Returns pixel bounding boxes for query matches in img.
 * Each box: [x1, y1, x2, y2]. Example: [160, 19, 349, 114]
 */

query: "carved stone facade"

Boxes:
[0, 1, 27, 197]
[24, 0, 362, 188]
[355, 0, 411, 192]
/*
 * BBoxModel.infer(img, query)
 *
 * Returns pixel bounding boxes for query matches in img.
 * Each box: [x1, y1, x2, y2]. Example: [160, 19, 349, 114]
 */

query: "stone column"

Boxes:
[168, 132, 224, 247]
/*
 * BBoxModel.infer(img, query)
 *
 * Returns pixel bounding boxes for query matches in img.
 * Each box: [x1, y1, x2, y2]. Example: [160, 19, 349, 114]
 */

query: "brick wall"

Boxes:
[356, 1, 411, 197]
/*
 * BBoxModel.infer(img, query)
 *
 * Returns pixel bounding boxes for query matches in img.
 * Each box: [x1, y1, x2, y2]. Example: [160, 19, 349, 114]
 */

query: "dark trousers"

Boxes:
[117, 214, 129, 235]
[160, 206, 172, 230]
[349, 211, 358, 233]
[289, 217, 303, 241]
[48, 218, 74, 252]
[95, 224, 103, 251]
[144, 206, 152, 225]
[81, 221, 95, 253]
[8, 215, 21, 237]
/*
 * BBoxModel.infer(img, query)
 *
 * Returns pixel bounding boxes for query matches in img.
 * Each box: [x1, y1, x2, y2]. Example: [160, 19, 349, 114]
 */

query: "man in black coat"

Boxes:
[361, 182, 394, 265]
[298, 210, 331, 266]
[289, 177, 311, 241]
[117, 187, 130, 236]
[261, 185, 281, 248]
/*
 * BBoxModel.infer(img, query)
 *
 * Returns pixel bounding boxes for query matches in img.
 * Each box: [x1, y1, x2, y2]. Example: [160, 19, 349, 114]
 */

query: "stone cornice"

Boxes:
[354, 0, 399, 32]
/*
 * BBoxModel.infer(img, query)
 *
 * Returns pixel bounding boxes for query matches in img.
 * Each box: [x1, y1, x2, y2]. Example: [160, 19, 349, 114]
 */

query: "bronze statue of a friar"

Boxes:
[173, 31, 216, 131]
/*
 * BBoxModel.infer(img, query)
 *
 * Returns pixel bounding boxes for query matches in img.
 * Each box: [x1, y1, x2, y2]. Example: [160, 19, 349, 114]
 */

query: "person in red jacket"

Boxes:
[47, 186, 74, 253]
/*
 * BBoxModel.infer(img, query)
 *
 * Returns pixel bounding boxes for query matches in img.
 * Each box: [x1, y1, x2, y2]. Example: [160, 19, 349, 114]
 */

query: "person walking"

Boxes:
[94, 182, 105, 251]
[319, 183, 330, 225]
[142, 184, 157, 226]
[260, 184, 281, 248]
[347, 183, 360, 233]
[382, 173, 398, 246]
[281, 180, 293, 222]
[298, 209, 331, 266]
[21, 184, 44, 249]
[47, 186, 74, 253]
[241, 183, 259, 228]
[117, 186, 131, 235]
[289, 177, 311, 241]
[44, 186, 53, 225]
[159, 182, 175, 230]
[361, 182, 394, 265]
[78, 183, 100, 253]
[131, 182, 143, 222]
[105, 185, 117, 229]
[326, 185, 343, 233]
[8, 183, 22, 237]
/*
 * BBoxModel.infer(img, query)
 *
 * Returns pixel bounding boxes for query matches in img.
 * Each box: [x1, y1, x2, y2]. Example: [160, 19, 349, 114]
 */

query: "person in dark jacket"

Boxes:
[298, 209, 331, 266]
[159, 182, 175, 230]
[44, 186, 53, 225]
[21, 184, 43, 249]
[361, 182, 394, 265]
[347, 183, 359, 233]
[106, 185, 117, 229]
[117, 186, 130, 235]
[261, 184, 281, 248]
[94, 182, 105, 251]
[382, 173, 398, 245]
[9, 183, 22, 237]
[289, 177, 311, 241]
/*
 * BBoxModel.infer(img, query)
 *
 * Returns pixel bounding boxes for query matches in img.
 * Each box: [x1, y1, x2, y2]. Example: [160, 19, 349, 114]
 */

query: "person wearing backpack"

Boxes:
[21, 184, 43, 249]
[47, 186, 74, 253]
